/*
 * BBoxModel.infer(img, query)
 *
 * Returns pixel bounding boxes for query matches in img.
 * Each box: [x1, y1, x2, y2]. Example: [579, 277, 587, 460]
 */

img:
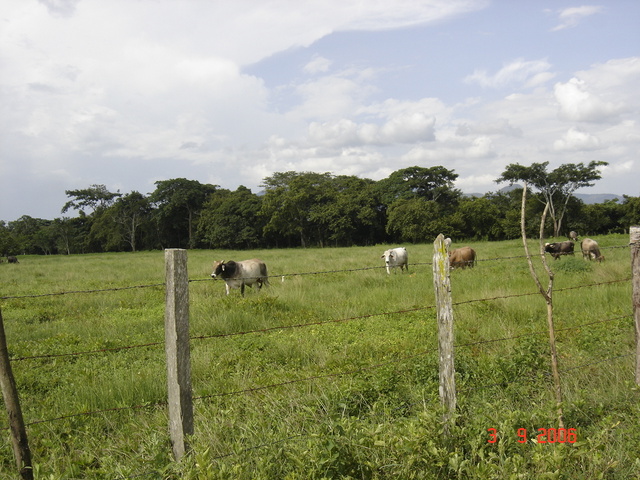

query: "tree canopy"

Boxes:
[2, 162, 637, 255]
[496, 161, 608, 237]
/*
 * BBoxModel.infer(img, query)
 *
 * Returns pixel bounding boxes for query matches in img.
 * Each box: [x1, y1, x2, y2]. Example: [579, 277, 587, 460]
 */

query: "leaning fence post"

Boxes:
[631, 226, 640, 386]
[433, 234, 456, 433]
[0, 307, 33, 479]
[164, 249, 194, 461]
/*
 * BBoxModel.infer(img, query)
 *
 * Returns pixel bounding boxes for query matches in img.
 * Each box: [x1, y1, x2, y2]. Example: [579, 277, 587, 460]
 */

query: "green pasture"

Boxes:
[0, 234, 638, 479]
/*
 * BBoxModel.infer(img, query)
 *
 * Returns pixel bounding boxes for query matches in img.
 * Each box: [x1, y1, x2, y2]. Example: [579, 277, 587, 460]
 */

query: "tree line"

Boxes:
[1, 162, 639, 256]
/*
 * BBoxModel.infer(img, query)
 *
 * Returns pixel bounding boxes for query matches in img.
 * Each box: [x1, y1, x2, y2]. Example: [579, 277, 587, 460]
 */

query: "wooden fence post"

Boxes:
[433, 234, 456, 433]
[631, 226, 640, 386]
[0, 307, 33, 480]
[164, 249, 194, 461]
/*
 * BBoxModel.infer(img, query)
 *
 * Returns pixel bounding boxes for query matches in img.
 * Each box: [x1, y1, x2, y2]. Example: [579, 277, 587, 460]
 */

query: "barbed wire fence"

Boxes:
[0, 234, 638, 478]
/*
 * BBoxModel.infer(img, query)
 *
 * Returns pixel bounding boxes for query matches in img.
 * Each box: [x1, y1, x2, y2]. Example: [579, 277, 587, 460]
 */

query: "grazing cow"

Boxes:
[7, 255, 19, 264]
[544, 241, 575, 260]
[580, 238, 604, 262]
[569, 231, 578, 242]
[381, 247, 408, 274]
[211, 259, 270, 296]
[449, 246, 476, 269]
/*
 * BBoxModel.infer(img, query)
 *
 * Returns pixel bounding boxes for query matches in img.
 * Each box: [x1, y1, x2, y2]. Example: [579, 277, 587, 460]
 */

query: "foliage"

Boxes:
[150, 178, 218, 249]
[496, 161, 608, 237]
[198, 186, 264, 249]
[376, 165, 460, 205]
[2, 164, 638, 254]
[61, 184, 122, 215]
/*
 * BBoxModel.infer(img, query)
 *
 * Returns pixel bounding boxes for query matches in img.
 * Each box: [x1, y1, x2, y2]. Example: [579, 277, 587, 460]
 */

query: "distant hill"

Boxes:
[574, 193, 624, 204]
[464, 185, 624, 205]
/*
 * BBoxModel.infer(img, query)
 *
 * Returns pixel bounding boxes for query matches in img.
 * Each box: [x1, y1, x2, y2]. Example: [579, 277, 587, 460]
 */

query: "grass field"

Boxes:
[0, 234, 638, 479]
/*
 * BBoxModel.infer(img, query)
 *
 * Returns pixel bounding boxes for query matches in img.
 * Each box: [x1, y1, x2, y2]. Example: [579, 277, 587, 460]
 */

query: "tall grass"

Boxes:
[0, 235, 638, 478]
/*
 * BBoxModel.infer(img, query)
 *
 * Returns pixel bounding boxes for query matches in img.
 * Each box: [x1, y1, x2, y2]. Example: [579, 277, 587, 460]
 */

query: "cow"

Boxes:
[544, 241, 575, 260]
[569, 231, 578, 242]
[211, 259, 270, 296]
[444, 237, 452, 250]
[381, 247, 408, 274]
[449, 246, 476, 269]
[7, 255, 19, 264]
[580, 238, 604, 262]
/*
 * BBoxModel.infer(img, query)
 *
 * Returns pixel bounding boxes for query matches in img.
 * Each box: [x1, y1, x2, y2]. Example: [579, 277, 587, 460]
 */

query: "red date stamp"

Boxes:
[487, 428, 577, 444]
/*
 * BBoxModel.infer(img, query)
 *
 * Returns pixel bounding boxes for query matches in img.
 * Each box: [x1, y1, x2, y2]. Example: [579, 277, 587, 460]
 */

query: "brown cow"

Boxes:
[569, 231, 578, 242]
[580, 238, 604, 262]
[449, 246, 476, 269]
[544, 241, 575, 260]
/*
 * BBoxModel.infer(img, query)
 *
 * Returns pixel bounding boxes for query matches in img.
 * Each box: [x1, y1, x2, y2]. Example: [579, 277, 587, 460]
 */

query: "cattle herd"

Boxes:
[211, 232, 606, 295]
[544, 232, 604, 262]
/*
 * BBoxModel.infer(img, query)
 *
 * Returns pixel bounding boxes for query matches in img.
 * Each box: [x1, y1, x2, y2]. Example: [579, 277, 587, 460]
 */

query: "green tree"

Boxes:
[377, 166, 461, 206]
[112, 192, 153, 251]
[260, 172, 335, 247]
[7, 216, 52, 254]
[619, 195, 640, 229]
[320, 175, 384, 246]
[453, 196, 503, 240]
[150, 178, 217, 248]
[51, 217, 84, 255]
[198, 186, 263, 249]
[62, 184, 122, 215]
[0, 221, 20, 256]
[496, 161, 608, 237]
[580, 200, 625, 235]
[386, 198, 446, 243]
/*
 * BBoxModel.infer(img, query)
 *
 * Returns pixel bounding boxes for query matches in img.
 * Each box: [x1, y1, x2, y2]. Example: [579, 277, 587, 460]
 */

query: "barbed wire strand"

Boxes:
[10, 278, 630, 362]
[0, 242, 630, 300]
[8, 313, 632, 431]
[203, 348, 636, 464]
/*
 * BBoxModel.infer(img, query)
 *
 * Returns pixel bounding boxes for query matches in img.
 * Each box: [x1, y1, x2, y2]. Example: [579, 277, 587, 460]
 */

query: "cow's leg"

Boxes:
[225, 284, 231, 295]
[240, 282, 245, 296]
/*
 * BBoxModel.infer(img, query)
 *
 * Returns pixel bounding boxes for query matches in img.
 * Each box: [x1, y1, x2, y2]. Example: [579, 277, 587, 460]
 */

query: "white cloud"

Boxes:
[465, 58, 554, 89]
[551, 5, 604, 31]
[554, 77, 623, 122]
[304, 56, 332, 75]
[1, 0, 639, 221]
[553, 127, 601, 151]
[37, 0, 80, 17]
[456, 119, 522, 137]
[308, 112, 436, 147]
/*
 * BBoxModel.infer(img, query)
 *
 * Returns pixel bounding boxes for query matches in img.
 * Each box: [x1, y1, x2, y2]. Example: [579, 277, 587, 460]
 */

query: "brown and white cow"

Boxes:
[569, 231, 578, 242]
[580, 238, 604, 262]
[449, 246, 476, 269]
[211, 259, 270, 296]
[544, 241, 575, 260]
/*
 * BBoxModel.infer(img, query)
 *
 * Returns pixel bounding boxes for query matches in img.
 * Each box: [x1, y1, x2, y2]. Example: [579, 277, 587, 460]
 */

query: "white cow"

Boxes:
[580, 238, 604, 262]
[211, 259, 270, 295]
[381, 247, 409, 274]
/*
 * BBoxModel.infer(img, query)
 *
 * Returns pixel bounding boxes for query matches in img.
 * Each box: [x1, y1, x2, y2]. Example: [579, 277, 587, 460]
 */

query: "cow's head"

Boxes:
[211, 260, 226, 278]
[381, 250, 395, 264]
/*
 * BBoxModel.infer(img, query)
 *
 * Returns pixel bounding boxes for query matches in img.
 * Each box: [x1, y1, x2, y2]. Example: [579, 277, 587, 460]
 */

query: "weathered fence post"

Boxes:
[631, 226, 640, 386]
[433, 234, 456, 433]
[0, 307, 33, 480]
[164, 249, 194, 461]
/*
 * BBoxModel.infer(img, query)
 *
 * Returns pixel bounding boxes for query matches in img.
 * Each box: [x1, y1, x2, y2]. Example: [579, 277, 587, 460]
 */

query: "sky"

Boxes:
[1, 0, 639, 222]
